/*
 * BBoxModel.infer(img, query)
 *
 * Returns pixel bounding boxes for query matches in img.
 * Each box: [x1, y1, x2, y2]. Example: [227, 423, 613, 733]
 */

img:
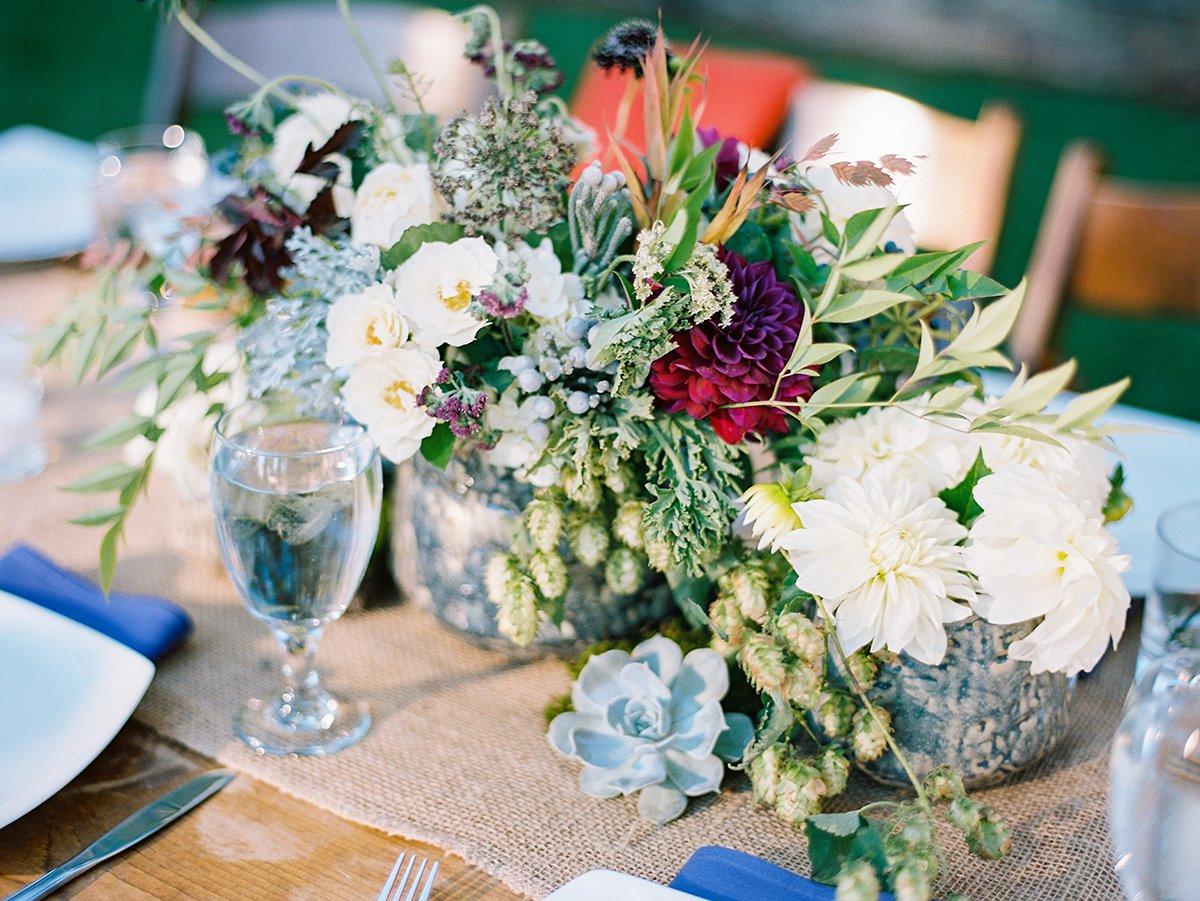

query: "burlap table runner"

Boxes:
[7, 372, 1130, 900]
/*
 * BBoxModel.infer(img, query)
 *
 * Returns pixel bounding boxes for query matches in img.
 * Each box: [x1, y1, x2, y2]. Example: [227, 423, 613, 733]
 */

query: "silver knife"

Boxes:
[5, 768, 235, 901]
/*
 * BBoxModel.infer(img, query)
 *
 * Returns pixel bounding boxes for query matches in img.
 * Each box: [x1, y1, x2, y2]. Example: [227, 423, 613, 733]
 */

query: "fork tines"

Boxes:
[377, 852, 439, 901]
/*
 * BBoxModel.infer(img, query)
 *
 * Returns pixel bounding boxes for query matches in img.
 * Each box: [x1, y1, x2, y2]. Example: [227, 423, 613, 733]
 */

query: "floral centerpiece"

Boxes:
[41, 4, 1135, 897]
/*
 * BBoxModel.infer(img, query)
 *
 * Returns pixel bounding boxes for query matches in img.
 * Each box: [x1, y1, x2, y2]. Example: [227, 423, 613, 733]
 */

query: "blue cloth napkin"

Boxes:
[0, 544, 191, 662]
[670, 846, 895, 901]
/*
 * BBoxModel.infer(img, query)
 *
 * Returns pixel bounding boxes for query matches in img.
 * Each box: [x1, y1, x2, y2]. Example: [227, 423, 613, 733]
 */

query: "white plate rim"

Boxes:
[0, 590, 154, 828]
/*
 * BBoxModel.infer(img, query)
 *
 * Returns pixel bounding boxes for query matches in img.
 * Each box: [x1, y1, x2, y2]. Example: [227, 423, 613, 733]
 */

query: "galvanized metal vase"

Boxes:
[389, 456, 672, 656]
[858, 617, 1073, 788]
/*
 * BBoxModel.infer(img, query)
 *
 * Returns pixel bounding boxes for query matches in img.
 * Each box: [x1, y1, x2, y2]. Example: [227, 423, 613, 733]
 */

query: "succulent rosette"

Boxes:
[648, 251, 813, 443]
[548, 635, 753, 824]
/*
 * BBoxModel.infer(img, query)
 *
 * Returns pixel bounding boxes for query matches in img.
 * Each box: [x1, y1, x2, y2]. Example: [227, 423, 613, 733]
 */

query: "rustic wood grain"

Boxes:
[0, 264, 522, 901]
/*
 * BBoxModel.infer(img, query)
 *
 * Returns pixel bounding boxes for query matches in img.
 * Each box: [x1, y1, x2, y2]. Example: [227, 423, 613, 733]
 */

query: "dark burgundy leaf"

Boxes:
[295, 121, 366, 177]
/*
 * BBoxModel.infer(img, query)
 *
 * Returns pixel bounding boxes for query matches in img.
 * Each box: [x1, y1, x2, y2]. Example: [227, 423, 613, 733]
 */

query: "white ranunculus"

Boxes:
[350, 163, 440, 249]
[389, 238, 498, 348]
[806, 404, 977, 500]
[341, 345, 441, 462]
[325, 283, 410, 370]
[781, 477, 975, 665]
[800, 164, 915, 259]
[270, 93, 359, 215]
[966, 468, 1130, 676]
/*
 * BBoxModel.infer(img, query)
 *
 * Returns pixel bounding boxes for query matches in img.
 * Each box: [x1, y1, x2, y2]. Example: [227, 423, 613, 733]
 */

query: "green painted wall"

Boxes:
[4, 2, 1200, 416]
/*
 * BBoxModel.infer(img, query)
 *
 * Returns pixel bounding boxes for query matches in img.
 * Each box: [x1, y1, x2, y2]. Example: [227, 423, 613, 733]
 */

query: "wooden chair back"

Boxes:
[783, 80, 1021, 273]
[144, 2, 491, 125]
[1011, 141, 1200, 367]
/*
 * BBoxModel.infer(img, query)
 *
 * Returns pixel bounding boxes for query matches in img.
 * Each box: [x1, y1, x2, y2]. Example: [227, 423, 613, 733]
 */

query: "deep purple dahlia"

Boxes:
[697, 126, 742, 193]
[648, 250, 813, 444]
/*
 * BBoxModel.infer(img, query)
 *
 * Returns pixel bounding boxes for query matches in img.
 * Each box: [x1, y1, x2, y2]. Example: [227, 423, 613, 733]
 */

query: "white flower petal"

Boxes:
[664, 749, 724, 796]
[637, 783, 688, 824]
[571, 648, 632, 716]
[631, 634, 684, 684]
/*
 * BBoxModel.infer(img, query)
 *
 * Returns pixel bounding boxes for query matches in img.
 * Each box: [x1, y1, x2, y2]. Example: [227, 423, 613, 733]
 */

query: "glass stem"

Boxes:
[274, 625, 329, 726]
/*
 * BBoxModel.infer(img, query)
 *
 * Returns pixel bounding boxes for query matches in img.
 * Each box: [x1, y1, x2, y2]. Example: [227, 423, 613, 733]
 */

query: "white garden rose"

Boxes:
[966, 467, 1131, 676]
[350, 163, 440, 248]
[389, 237, 498, 348]
[800, 164, 915, 259]
[341, 345, 441, 462]
[325, 283, 410, 369]
[269, 93, 359, 215]
[781, 477, 976, 665]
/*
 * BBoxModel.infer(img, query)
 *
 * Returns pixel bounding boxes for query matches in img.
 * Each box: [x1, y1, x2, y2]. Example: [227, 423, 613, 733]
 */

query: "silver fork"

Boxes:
[376, 852, 439, 901]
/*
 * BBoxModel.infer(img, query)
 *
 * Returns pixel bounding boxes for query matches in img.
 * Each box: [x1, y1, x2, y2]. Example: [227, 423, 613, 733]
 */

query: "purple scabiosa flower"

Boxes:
[697, 126, 742, 193]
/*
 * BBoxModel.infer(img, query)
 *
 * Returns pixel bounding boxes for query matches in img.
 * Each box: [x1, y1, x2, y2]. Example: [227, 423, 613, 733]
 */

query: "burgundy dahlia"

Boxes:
[648, 251, 813, 444]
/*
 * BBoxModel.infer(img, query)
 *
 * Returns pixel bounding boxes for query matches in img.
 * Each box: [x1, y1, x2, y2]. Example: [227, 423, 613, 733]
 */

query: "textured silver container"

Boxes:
[389, 456, 672, 656]
[859, 617, 1073, 788]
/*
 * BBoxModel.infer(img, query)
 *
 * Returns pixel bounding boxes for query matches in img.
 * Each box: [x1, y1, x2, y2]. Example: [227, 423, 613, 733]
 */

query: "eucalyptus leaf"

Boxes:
[1054, 378, 1130, 432]
[841, 204, 901, 264]
[69, 507, 125, 527]
[81, 416, 155, 451]
[819, 289, 910, 324]
[62, 462, 141, 494]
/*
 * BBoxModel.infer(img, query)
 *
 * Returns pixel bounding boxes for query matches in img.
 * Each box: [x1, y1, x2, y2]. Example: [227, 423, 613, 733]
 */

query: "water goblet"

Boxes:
[1137, 500, 1200, 678]
[94, 124, 207, 255]
[210, 397, 381, 756]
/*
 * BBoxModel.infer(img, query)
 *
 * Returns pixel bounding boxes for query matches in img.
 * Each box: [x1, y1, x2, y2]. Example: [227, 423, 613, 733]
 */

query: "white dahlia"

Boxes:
[806, 405, 977, 500]
[965, 467, 1130, 676]
[780, 477, 975, 665]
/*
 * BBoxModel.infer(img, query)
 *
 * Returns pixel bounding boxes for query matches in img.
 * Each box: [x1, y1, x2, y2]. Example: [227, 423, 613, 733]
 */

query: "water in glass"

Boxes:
[211, 403, 381, 756]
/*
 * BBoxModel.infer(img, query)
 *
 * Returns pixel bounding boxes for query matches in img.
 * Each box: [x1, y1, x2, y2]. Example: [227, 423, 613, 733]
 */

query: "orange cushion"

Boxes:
[570, 46, 808, 155]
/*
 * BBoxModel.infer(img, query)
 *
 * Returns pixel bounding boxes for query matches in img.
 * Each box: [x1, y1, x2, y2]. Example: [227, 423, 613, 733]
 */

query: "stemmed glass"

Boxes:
[210, 396, 381, 756]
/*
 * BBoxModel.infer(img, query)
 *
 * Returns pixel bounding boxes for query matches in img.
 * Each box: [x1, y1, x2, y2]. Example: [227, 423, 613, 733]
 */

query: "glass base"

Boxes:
[234, 693, 370, 757]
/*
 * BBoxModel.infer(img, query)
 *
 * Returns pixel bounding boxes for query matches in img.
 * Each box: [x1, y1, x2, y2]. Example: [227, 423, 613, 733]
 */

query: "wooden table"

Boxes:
[0, 264, 521, 900]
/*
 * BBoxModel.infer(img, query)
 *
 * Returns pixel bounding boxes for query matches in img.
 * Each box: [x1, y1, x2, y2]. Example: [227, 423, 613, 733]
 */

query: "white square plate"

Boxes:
[0, 590, 154, 827]
[546, 871, 700, 900]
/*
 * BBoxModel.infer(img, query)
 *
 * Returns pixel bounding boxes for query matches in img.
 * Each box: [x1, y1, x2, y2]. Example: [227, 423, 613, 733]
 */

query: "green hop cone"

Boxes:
[566, 474, 603, 510]
[529, 549, 567, 599]
[893, 857, 935, 901]
[708, 592, 746, 653]
[725, 562, 772, 622]
[748, 741, 787, 806]
[950, 799, 1011, 861]
[851, 706, 892, 763]
[784, 659, 823, 710]
[644, 537, 674, 572]
[923, 766, 965, 803]
[493, 567, 540, 646]
[816, 746, 850, 796]
[835, 859, 881, 901]
[817, 690, 857, 738]
[604, 546, 645, 594]
[738, 633, 788, 695]
[612, 499, 646, 549]
[773, 611, 824, 662]
[774, 759, 827, 825]
[569, 514, 610, 568]
[604, 465, 633, 495]
[947, 796, 979, 834]
[846, 651, 880, 690]
[524, 493, 563, 553]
